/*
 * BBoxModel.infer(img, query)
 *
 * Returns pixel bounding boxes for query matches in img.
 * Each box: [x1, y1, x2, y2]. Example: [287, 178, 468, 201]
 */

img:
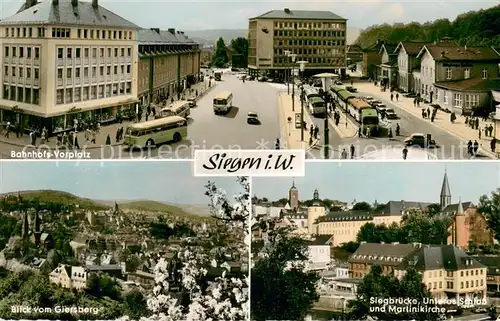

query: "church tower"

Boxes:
[288, 179, 299, 210]
[451, 198, 468, 248]
[440, 170, 451, 210]
[307, 189, 325, 235]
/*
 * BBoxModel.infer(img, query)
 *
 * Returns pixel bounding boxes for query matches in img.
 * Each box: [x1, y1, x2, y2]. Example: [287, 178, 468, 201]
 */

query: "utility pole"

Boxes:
[290, 54, 297, 112]
[324, 112, 329, 159]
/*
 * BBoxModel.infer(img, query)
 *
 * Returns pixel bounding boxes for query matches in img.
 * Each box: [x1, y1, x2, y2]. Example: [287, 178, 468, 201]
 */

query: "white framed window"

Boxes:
[57, 68, 63, 79]
[454, 93, 462, 107]
[446, 68, 452, 80]
[436, 89, 439, 102]
[464, 68, 470, 79]
[443, 92, 448, 105]
[482, 69, 488, 79]
[56, 89, 63, 104]
[465, 94, 479, 108]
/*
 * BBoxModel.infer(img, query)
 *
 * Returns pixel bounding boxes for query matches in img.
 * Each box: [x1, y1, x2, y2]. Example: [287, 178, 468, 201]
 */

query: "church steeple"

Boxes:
[440, 169, 451, 210]
[457, 197, 464, 215]
[288, 178, 299, 210]
[313, 189, 320, 206]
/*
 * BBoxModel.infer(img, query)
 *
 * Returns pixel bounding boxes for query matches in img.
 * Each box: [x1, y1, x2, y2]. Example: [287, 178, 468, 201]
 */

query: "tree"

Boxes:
[123, 290, 149, 320]
[212, 37, 228, 68]
[230, 37, 248, 68]
[352, 202, 372, 211]
[348, 265, 441, 320]
[478, 189, 500, 242]
[330, 205, 343, 212]
[427, 203, 442, 217]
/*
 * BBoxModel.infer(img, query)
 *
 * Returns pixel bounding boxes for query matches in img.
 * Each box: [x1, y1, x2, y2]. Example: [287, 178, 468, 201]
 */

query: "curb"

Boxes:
[306, 138, 320, 152]
[327, 112, 357, 139]
[360, 86, 497, 159]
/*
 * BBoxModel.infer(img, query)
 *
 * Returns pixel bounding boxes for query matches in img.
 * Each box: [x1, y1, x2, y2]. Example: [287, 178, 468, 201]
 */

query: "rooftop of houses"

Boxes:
[316, 210, 373, 223]
[86, 264, 122, 271]
[398, 245, 484, 271]
[434, 78, 500, 92]
[473, 255, 500, 276]
[379, 201, 433, 215]
[307, 235, 333, 246]
[252, 8, 346, 21]
[137, 28, 197, 45]
[2, 0, 138, 28]
[442, 202, 474, 214]
[395, 42, 433, 55]
[419, 45, 500, 61]
[350, 242, 419, 266]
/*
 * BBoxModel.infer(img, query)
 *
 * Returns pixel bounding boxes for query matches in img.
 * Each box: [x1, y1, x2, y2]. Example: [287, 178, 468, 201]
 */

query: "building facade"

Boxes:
[248, 8, 347, 79]
[137, 28, 200, 107]
[0, 0, 139, 134]
[49, 264, 88, 290]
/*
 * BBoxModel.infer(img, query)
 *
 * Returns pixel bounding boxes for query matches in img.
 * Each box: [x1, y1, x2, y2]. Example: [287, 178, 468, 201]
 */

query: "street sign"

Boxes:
[295, 113, 301, 128]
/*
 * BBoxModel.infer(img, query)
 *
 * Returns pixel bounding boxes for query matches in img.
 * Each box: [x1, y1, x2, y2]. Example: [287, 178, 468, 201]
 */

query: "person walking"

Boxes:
[314, 126, 319, 139]
[395, 93, 399, 101]
[402, 147, 408, 160]
[115, 128, 120, 143]
[366, 127, 371, 138]
[106, 134, 111, 145]
[479, 128, 482, 140]
[341, 148, 348, 159]
[491, 138, 496, 153]
[275, 138, 280, 150]
[350, 144, 355, 159]
[91, 130, 96, 144]
[396, 123, 400, 136]
[4, 122, 10, 138]
[358, 126, 362, 137]
[467, 140, 473, 155]
[74, 133, 80, 149]
[388, 128, 393, 138]
[390, 93, 394, 101]
[310, 125, 314, 137]
[473, 140, 479, 155]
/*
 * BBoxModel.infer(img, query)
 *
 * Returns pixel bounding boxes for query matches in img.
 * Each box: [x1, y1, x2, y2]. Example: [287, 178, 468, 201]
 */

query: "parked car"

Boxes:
[385, 108, 398, 119]
[247, 112, 260, 125]
[258, 76, 267, 82]
[187, 98, 196, 108]
[248, 76, 255, 81]
[346, 86, 358, 93]
[404, 133, 436, 148]
[473, 306, 487, 313]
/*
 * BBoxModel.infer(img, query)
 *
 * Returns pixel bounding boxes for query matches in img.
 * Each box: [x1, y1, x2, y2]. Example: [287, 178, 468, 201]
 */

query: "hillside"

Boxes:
[355, 5, 500, 49]
[187, 27, 361, 46]
[1, 190, 108, 210]
[106, 200, 200, 217]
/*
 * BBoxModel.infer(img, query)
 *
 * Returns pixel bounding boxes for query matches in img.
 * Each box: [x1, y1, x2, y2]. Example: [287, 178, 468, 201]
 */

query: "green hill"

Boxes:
[2, 190, 108, 210]
[355, 5, 500, 49]
[117, 200, 196, 216]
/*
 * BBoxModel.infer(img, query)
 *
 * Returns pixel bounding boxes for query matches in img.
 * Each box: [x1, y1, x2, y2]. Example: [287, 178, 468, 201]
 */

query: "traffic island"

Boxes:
[327, 110, 358, 138]
[278, 93, 319, 150]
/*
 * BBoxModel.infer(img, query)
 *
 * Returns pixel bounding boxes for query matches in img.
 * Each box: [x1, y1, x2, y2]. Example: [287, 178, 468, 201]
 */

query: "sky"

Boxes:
[0, 161, 242, 205]
[252, 162, 500, 204]
[0, 0, 497, 30]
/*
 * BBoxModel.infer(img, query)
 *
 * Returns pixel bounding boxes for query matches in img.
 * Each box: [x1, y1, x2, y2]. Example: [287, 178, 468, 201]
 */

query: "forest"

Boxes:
[355, 5, 500, 49]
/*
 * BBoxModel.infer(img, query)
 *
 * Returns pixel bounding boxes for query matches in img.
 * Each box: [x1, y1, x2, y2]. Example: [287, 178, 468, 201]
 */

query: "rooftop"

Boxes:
[350, 243, 420, 266]
[442, 202, 473, 214]
[419, 45, 500, 61]
[1, 0, 138, 28]
[307, 235, 333, 246]
[252, 8, 346, 21]
[399, 245, 484, 271]
[317, 211, 373, 223]
[137, 28, 196, 45]
[434, 78, 500, 92]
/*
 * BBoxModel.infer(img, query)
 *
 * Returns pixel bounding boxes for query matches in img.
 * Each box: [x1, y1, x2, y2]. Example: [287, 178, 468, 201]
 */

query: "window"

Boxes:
[120, 65, 124, 74]
[100, 66, 104, 76]
[67, 48, 72, 58]
[35, 48, 39, 58]
[107, 48, 111, 57]
[78, 29, 81, 38]
[98, 85, 104, 98]
[482, 69, 488, 79]
[11, 67, 15, 77]
[127, 48, 131, 56]
[27, 47, 31, 58]
[84, 48, 89, 58]
[102, 30, 105, 39]
[90, 30, 94, 38]
[19, 67, 23, 78]
[464, 68, 470, 79]
[56, 89, 64, 104]
[76, 48, 81, 58]
[91, 86, 97, 99]
[107, 66, 111, 75]
[58, 48, 63, 59]
[114, 48, 118, 57]
[121, 48, 124, 56]
[4, 66, 7, 76]
[67, 68, 72, 79]
[4, 46, 8, 57]
[84, 67, 89, 78]
[114, 66, 118, 74]
[100, 48, 104, 57]
[34, 68, 39, 79]
[27, 68, 31, 78]
[75, 67, 80, 78]
[19, 47, 24, 58]
[126, 65, 130, 73]
[84, 29, 88, 38]
[443, 92, 448, 105]
[12, 47, 16, 57]
[74, 88, 81, 102]
[465, 94, 479, 108]
[92, 67, 96, 77]
[92, 48, 97, 58]
[65, 88, 72, 103]
[454, 93, 462, 107]
[446, 68, 452, 80]
[126, 81, 131, 93]
[57, 69, 63, 79]
[83, 87, 89, 100]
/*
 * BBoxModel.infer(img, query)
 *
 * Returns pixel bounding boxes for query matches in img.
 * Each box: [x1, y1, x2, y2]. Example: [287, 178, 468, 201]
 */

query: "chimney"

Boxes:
[71, 0, 77, 6]
[92, 0, 98, 8]
[440, 50, 445, 58]
[168, 28, 175, 34]
[284, 8, 291, 14]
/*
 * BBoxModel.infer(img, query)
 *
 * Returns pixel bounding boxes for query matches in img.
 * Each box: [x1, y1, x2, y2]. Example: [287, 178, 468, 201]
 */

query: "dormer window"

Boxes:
[482, 69, 488, 79]
[464, 68, 470, 79]
[446, 68, 452, 80]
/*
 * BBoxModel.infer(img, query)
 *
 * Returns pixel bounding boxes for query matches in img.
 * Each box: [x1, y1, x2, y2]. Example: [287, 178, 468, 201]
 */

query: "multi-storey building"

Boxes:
[416, 44, 500, 114]
[248, 8, 347, 79]
[49, 264, 88, 290]
[350, 242, 487, 300]
[137, 28, 200, 106]
[0, 0, 139, 134]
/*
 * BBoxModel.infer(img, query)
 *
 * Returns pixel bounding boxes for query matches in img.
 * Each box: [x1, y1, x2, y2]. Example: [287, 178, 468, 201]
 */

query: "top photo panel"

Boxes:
[1, 0, 499, 160]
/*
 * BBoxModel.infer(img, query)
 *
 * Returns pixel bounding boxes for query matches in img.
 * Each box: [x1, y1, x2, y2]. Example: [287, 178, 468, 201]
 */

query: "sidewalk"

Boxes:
[0, 80, 214, 149]
[278, 92, 319, 150]
[355, 82, 496, 158]
[327, 109, 358, 138]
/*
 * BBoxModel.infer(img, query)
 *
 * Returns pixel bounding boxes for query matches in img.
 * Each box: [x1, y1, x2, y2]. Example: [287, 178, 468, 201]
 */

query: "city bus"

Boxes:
[304, 86, 321, 102]
[347, 97, 379, 132]
[123, 116, 188, 148]
[308, 96, 327, 117]
[157, 100, 191, 119]
[213, 91, 233, 114]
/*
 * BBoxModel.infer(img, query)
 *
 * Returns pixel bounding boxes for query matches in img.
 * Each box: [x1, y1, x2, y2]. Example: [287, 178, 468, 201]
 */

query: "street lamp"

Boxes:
[341, 297, 346, 320]
[297, 60, 308, 141]
[289, 53, 297, 112]
[284, 50, 290, 94]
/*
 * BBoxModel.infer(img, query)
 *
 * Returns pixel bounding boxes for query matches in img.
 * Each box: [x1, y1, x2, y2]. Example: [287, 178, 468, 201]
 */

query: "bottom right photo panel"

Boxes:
[251, 162, 500, 321]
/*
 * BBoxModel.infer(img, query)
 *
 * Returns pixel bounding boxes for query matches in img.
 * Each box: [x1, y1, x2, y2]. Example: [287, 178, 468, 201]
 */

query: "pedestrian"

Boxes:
[29, 130, 34, 145]
[350, 144, 355, 159]
[145, 113, 149, 121]
[396, 93, 399, 101]
[91, 131, 96, 144]
[479, 128, 482, 140]
[389, 128, 393, 138]
[473, 140, 479, 155]
[42, 127, 48, 142]
[341, 149, 348, 159]
[62, 132, 68, 146]
[413, 98, 416, 107]
[422, 109, 426, 118]
[4, 122, 10, 138]
[467, 140, 473, 155]
[390, 93, 394, 101]
[475, 118, 479, 130]
[56, 133, 62, 147]
[152, 107, 156, 116]
[310, 125, 314, 137]
[106, 134, 111, 145]
[491, 138, 496, 153]
[366, 127, 371, 138]
[275, 138, 280, 150]
[74, 133, 80, 149]
[147, 106, 151, 116]
[85, 128, 90, 141]
[396, 123, 400, 136]
[314, 126, 319, 139]
[402, 147, 408, 160]
[40, 130, 46, 145]
[309, 136, 313, 146]
[350, 80, 353, 86]
[115, 128, 120, 143]
[358, 126, 362, 137]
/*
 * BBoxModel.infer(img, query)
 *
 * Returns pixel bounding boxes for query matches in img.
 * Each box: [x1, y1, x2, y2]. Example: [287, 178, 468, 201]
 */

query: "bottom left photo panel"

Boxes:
[0, 161, 249, 321]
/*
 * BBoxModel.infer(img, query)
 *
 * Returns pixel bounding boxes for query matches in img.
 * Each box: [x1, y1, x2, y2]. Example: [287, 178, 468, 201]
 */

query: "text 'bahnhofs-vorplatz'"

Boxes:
[0, 0, 200, 134]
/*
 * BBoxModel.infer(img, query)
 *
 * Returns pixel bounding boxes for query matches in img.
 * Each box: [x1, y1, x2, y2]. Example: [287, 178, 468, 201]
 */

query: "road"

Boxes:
[304, 89, 483, 160]
[1, 72, 282, 159]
